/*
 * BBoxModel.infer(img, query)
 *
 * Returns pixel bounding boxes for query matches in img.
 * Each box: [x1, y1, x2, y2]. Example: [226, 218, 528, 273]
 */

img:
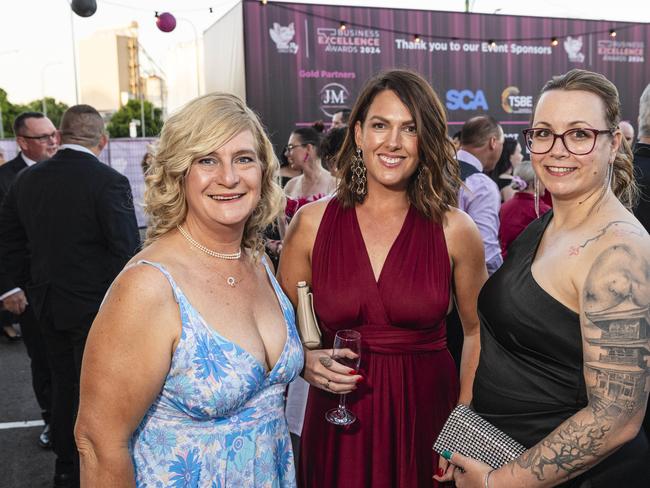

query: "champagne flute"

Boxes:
[325, 329, 361, 426]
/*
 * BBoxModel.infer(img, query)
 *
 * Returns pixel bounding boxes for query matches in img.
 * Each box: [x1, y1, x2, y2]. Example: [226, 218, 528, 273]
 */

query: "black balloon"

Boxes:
[71, 0, 97, 17]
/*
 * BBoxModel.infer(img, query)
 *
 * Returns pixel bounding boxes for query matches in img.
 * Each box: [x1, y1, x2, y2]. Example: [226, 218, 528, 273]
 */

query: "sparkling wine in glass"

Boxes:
[326, 329, 361, 426]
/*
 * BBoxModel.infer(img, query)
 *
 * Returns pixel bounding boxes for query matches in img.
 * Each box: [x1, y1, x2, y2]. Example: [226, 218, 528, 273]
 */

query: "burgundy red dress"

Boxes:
[498, 192, 551, 258]
[298, 199, 459, 488]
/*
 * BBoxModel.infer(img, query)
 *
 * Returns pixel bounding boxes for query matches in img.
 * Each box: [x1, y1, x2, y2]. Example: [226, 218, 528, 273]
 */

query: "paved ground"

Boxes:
[0, 335, 54, 487]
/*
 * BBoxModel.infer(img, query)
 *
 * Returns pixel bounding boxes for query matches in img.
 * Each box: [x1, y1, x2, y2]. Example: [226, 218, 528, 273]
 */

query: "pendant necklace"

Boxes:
[177, 225, 243, 287]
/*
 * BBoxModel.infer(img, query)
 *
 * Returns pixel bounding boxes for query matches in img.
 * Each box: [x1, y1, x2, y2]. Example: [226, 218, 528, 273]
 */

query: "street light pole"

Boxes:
[41, 61, 63, 117]
[70, 9, 80, 104]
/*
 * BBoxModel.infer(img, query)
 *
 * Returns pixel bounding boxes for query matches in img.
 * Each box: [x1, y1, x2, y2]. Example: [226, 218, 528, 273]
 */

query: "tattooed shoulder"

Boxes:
[582, 242, 650, 420]
[567, 220, 646, 257]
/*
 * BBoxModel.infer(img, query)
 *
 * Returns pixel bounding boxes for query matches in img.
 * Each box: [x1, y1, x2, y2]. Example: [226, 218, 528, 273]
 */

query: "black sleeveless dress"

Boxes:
[472, 211, 649, 487]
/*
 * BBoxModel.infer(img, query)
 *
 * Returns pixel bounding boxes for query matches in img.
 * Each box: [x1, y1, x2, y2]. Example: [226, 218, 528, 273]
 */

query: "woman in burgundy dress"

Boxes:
[278, 70, 487, 487]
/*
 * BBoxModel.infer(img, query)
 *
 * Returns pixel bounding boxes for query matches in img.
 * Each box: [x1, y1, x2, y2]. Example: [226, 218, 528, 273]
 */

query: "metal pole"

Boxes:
[70, 9, 79, 104]
[140, 95, 146, 137]
[41, 62, 63, 117]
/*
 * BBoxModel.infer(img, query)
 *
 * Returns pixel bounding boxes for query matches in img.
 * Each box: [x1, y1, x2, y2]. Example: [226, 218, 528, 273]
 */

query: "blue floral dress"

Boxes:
[129, 260, 303, 487]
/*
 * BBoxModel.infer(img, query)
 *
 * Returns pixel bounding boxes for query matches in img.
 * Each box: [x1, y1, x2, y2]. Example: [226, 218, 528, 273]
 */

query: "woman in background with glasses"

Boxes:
[438, 69, 650, 487]
[283, 124, 336, 200]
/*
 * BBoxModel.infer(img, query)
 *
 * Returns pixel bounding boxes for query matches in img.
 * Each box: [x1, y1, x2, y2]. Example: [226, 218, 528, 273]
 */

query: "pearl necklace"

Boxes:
[177, 225, 243, 287]
[177, 225, 242, 260]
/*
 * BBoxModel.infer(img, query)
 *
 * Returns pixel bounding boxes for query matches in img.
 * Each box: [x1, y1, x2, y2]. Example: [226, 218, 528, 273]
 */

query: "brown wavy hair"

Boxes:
[335, 69, 460, 222]
[537, 69, 638, 210]
[144, 93, 284, 257]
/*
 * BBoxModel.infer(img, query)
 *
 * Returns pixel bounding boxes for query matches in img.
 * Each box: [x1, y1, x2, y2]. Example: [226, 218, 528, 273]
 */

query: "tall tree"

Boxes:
[26, 98, 69, 130]
[107, 99, 163, 138]
[0, 90, 69, 137]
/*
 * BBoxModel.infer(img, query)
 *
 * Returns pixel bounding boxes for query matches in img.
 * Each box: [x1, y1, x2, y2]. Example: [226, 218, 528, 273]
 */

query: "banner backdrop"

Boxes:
[243, 1, 649, 148]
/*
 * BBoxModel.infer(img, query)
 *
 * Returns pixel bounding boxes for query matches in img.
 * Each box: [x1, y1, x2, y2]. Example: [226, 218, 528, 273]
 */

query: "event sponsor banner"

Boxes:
[243, 1, 649, 148]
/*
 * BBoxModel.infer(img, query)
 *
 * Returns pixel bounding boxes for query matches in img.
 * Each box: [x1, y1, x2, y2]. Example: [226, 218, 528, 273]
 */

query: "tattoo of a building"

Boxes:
[585, 299, 650, 417]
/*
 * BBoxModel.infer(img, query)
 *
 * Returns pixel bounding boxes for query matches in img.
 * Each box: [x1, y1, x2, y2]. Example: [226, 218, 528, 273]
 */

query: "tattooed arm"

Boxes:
[490, 239, 650, 487]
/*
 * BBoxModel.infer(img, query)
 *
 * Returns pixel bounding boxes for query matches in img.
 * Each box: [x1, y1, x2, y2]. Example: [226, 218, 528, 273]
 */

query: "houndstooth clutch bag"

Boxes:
[433, 404, 527, 469]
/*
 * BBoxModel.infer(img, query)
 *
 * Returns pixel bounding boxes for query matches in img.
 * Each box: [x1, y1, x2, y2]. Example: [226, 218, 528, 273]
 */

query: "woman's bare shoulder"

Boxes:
[289, 196, 333, 236]
[443, 207, 481, 239]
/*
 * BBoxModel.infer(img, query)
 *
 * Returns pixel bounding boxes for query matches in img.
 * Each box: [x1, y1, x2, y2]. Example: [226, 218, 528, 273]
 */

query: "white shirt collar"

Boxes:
[59, 144, 96, 157]
[21, 153, 38, 167]
[456, 149, 484, 172]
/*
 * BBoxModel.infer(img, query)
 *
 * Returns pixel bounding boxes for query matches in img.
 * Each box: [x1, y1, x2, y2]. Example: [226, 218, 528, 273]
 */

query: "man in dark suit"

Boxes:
[0, 105, 140, 488]
[0, 112, 57, 449]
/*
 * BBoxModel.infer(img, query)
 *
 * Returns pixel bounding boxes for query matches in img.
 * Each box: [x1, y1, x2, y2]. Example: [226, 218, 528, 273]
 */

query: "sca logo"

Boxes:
[319, 83, 350, 117]
[445, 89, 488, 111]
[501, 86, 532, 114]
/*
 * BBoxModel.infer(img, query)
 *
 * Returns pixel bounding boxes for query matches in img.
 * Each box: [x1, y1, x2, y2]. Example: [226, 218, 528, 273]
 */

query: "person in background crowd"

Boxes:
[457, 116, 504, 276]
[320, 126, 346, 176]
[447, 119, 503, 372]
[283, 124, 336, 199]
[633, 84, 650, 234]
[279, 69, 486, 488]
[498, 161, 551, 258]
[139, 142, 157, 175]
[619, 120, 635, 147]
[488, 137, 525, 202]
[0, 112, 55, 449]
[75, 93, 302, 487]
[633, 83, 650, 441]
[279, 156, 302, 188]
[330, 108, 351, 130]
[451, 130, 462, 152]
[283, 124, 346, 447]
[0, 105, 140, 488]
[440, 69, 649, 488]
[283, 124, 347, 460]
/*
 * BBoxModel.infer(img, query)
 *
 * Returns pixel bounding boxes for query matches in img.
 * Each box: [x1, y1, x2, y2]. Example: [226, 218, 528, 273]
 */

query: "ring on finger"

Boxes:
[324, 379, 331, 390]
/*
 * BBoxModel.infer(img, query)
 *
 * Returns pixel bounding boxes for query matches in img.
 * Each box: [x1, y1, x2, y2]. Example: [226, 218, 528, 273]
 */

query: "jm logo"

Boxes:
[320, 83, 350, 117]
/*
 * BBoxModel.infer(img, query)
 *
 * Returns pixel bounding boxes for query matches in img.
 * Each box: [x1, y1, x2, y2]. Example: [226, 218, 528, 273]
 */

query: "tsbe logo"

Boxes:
[446, 89, 488, 111]
[501, 86, 532, 114]
[564, 36, 585, 63]
[320, 83, 349, 117]
[269, 22, 299, 54]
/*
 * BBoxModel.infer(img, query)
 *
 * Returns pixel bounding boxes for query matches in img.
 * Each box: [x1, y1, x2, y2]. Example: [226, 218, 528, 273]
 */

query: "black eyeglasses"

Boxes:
[283, 143, 307, 155]
[19, 132, 57, 143]
[522, 127, 614, 156]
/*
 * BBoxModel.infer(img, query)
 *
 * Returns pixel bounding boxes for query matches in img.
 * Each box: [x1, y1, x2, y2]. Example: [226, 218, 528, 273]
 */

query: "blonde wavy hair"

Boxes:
[144, 93, 284, 258]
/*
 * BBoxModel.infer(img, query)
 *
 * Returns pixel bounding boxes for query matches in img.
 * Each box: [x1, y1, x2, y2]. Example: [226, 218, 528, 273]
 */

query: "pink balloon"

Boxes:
[156, 12, 176, 33]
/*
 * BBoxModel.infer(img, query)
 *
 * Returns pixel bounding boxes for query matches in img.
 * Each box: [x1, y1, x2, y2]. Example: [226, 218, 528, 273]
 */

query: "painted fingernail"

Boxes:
[441, 450, 452, 460]
[436, 468, 445, 477]
[348, 370, 357, 375]
[356, 376, 364, 383]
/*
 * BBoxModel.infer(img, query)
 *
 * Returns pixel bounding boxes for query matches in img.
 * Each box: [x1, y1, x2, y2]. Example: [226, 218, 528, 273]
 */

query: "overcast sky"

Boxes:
[0, 0, 647, 105]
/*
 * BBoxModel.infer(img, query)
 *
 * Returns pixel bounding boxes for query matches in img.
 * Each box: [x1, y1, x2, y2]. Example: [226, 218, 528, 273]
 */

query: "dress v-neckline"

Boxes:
[352, 205, 413, 286]
[527, 211, 580, 317]
[141, 259, 291, 378]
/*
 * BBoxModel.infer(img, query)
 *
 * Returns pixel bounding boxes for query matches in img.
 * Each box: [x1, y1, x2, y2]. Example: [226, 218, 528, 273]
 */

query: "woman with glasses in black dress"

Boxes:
[437, 69, 650, 487]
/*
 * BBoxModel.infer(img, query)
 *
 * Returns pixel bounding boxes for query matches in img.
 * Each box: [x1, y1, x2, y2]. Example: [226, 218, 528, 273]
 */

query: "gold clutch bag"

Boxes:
[296, 281, 322, 350]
